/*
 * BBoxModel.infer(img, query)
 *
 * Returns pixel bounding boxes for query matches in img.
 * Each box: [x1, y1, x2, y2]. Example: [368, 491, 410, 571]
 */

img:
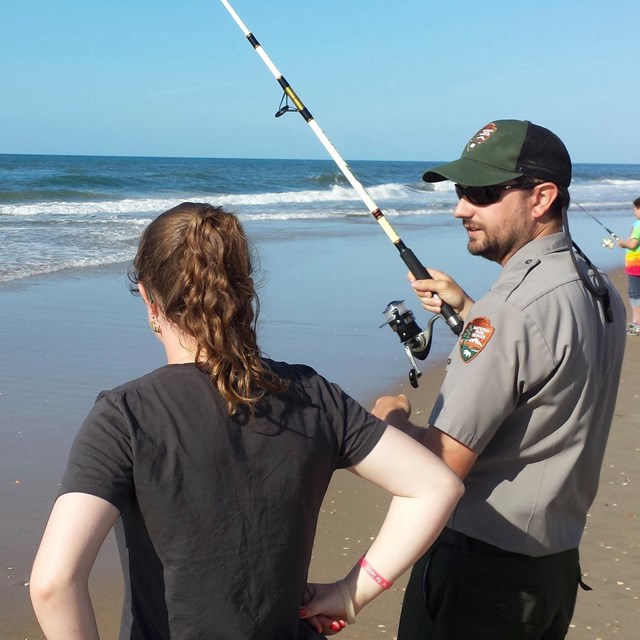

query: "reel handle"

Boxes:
[398, 245, 464, 335]
[380, 301, 445, 388]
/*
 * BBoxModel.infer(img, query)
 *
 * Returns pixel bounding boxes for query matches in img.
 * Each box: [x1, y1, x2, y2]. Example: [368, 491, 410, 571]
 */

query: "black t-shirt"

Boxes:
[60, 361, 387, 639]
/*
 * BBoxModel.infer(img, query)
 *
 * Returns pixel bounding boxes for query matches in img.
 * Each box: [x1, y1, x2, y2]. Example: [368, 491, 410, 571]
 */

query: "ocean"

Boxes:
[3, 154, 639, 281]
[2, 154, 639, 397]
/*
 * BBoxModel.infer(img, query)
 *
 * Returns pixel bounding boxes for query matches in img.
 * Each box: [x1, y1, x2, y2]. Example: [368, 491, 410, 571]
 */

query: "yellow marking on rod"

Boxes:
[284, 86, 305, 111]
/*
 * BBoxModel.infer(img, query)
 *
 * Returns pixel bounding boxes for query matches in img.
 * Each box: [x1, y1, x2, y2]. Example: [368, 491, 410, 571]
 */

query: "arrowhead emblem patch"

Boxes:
[459, 317, 495, 363]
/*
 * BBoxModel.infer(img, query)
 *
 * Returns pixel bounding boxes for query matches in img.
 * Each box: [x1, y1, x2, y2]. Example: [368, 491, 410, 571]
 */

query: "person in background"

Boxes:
[29, 202, 463, 640]
[617, 197, 640, 335]
[372, 120, 626, 640]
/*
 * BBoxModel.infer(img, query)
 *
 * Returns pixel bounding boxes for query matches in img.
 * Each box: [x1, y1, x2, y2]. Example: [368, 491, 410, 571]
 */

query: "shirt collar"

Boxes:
[505, 232, 570, 269]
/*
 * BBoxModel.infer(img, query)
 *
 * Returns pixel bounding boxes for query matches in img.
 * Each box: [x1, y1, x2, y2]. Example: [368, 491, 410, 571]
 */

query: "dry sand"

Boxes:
[2, 270, 638, 639]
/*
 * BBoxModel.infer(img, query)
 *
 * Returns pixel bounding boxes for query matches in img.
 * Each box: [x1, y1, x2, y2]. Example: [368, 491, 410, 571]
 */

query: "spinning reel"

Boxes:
[380, 300, 443, 388]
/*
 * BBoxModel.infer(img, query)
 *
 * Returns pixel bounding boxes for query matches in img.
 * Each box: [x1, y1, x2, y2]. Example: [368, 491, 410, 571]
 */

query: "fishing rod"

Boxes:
[572, 202, 621, 249]
[219, 0, 463, 337]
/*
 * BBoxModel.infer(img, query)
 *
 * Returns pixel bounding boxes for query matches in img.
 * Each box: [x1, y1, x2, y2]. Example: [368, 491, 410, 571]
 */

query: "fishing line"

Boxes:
[218, 0, 463, 336]
[572, 201, 621, 248]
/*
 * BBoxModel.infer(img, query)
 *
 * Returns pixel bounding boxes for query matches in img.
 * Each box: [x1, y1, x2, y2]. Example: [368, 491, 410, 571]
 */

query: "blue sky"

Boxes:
[2, 0, 639, 163]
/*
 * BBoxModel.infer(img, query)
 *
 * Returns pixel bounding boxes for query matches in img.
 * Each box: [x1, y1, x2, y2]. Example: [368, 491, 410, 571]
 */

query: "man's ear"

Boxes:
[531, 182, 559, 220]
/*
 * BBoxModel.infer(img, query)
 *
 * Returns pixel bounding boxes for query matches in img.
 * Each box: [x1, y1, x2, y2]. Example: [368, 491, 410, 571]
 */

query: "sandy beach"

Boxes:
[1, 268, 638, 640]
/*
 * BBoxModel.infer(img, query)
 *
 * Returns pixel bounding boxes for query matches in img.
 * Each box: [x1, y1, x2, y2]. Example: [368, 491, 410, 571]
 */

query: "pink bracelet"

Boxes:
[358, 556, 393, 589]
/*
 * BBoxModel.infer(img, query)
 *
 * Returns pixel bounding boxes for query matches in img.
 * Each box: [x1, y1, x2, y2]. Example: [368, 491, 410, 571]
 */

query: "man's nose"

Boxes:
[453, 197, 474, 219]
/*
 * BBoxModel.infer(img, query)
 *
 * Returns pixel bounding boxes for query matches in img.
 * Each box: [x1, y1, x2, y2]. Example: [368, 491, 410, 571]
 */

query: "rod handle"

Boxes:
[398, 245, 464, 336]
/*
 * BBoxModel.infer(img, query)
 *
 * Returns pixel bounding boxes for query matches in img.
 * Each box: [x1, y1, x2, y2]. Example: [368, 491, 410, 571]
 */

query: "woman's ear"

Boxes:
[138, 282, 156, 312]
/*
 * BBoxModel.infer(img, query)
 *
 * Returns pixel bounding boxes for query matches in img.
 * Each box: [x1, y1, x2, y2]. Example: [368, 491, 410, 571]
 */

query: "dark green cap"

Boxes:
[423, 119, 572, 188]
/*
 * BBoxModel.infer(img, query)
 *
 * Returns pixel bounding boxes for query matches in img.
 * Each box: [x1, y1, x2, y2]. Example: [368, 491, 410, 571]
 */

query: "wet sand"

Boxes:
[2, 269, 638, 639]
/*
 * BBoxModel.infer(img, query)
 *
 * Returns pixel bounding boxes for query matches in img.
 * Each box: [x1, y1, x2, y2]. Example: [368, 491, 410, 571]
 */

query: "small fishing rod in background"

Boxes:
[573, 202, 621, 249]
[219, 0, 464, 352]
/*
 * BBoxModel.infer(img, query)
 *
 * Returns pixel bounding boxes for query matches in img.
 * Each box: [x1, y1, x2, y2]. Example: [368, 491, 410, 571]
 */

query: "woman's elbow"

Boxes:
[30, 567, 62, 608]
[446, 471, 465, 502]
[29, 572, 58, 611]
[425, 461, 464, 509]
[30, 564, 83, 609]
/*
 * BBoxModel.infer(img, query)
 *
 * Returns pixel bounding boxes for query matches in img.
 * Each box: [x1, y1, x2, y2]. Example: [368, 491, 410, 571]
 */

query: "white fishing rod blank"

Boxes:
[219, 0, 463, 335]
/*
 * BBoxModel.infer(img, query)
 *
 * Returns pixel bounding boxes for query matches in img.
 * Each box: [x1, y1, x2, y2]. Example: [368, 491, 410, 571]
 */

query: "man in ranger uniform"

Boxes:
[373, 119, 626, 640]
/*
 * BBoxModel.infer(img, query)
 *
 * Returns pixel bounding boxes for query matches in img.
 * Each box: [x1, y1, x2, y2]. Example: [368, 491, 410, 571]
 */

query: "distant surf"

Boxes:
[1, 154, 638, 282]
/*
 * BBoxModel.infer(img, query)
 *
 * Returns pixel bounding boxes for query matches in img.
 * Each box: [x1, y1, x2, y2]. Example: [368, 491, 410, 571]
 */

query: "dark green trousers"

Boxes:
[397, 529, 581, 640]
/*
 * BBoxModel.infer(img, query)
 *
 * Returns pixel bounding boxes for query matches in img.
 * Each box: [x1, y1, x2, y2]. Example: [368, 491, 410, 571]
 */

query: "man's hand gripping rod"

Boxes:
[219, 0, 463, 336]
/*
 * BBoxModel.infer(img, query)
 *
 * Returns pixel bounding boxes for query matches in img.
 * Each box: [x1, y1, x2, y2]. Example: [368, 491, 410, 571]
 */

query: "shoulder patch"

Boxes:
[459, 317, 495, 363]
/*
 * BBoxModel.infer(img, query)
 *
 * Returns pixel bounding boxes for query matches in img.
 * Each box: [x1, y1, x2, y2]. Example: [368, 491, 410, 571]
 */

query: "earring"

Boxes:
[150, 317, 161, 334]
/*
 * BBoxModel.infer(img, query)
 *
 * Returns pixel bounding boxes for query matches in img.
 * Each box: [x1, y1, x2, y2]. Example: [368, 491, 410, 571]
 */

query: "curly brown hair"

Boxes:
[130, 202, 288, 416]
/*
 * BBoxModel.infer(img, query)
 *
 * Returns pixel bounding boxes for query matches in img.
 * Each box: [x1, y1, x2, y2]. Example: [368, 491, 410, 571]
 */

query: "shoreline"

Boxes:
[2, 269, 638, 640]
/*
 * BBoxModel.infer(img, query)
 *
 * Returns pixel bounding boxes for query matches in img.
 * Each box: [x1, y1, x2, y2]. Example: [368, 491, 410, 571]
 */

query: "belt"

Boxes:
[439, 527, 528, 558]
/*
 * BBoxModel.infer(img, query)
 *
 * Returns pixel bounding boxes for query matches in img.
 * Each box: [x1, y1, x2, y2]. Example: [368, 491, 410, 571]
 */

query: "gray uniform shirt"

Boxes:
[430, 233, 625, 556]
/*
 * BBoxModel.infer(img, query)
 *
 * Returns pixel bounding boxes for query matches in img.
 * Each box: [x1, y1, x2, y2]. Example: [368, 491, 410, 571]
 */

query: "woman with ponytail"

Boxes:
[30, 203, 462, 640]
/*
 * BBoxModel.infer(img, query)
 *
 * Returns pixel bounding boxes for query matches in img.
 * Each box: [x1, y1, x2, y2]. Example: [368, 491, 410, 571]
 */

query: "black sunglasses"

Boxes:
[455, 183, 537, 206]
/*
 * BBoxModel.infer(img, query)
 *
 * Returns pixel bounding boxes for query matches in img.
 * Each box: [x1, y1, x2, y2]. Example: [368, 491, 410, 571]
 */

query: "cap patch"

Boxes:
[459, 317, 495, 362]
[466, 123, 497, 153]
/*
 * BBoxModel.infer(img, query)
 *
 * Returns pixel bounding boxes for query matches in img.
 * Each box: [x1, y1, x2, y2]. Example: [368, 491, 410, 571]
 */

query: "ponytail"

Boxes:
[130, 202, 287, 415]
